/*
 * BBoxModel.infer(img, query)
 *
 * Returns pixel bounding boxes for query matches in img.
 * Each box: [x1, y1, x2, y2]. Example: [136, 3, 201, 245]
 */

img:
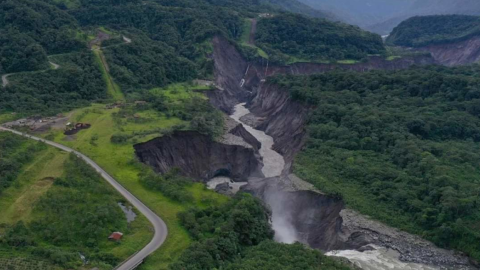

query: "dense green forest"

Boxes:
[0, 133, 45, 195]
[0, 153, 131, 269]
[0, 0, 84, 73]
[272, 65, 480, 261]
[102, 32, 197, 93]
[255, 14, 385, 63]
[171, 193, 349, 270]
[1, 0, 367, 116]
[1, 52, 106, 115]
[387, 15, 480, 47]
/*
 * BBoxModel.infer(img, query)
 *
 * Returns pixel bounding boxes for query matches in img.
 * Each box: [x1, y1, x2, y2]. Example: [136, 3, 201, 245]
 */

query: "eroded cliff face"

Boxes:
[417, 36, 480, 66]
[245, 83, 308, 168]
[134, 131, 262, 182]
[244, 176, 348, 251]
[208, 36, 250, 114]
[229, 123, 261, 151]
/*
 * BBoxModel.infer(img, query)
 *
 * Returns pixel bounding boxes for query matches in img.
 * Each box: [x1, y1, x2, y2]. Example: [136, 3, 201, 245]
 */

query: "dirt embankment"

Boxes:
[207, 36, 250, 114]
[416, 36, 480, 66]
[240, 54, 434, 88]
[229, 123, 261, 151]
[134, 131, 262, 182]
[244, 83, 308, 168]
[264, 55, 433, 76]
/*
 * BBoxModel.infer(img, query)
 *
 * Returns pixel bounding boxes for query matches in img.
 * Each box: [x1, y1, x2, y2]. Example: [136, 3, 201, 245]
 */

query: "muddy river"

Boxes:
[224, 103, 440, 270]
[230, 103, 285, 178]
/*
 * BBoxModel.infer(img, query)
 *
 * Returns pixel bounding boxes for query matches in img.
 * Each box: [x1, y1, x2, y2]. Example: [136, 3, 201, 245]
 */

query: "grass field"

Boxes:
[0, 113, 19, 124]
[39, 99, 227, 269]
[386, 55, 402, 61]
[336, 59, 360, 64]
[0, 148, 66, 225]
[0, 255, 63, 270]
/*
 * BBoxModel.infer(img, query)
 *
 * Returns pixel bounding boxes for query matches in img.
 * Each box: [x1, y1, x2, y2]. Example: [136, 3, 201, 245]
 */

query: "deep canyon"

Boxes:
[135, 36, 479, 270]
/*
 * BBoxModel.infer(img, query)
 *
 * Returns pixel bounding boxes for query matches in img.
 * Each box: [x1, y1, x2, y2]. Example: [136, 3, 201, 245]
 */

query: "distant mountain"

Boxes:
[386, 15, 480, 47]
[296, 0, 414, 27]
[367, 0, 480, 35]
[297, 0, 480, 35]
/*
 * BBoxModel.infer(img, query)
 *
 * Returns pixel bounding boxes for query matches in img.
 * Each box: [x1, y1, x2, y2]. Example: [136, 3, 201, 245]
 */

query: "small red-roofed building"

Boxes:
[108, 232, 123, 241]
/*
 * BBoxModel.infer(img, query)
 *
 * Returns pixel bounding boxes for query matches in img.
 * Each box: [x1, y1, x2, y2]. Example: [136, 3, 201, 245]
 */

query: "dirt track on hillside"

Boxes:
[248, 19, 257, 46]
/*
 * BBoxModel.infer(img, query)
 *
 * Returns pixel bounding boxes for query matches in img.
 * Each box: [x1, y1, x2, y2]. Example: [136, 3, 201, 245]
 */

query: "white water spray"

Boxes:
[230, 103, 299, 243]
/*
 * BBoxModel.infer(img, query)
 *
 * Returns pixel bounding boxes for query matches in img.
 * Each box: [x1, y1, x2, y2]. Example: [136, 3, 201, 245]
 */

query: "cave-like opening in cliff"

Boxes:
[212, 168, 231, 178]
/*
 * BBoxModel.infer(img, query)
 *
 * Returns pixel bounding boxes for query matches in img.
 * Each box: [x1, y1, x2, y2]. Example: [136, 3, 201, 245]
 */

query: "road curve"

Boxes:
[0, 126, 167, 270]
[2, 74, 11, 88]
[2, 61, 60, 89]
[49, 61, 60, 70]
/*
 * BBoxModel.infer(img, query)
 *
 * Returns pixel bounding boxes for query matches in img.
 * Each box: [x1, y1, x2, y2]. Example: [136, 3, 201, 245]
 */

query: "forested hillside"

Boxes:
[1, 52, 106, 114]
[263, 0, 337, 21]
[273, 65, 480, 261]
[0, 0, 84, 73]
[0, 0, 246, 116]
[255, 14, 385, 63]
[387, 15, 480, 47]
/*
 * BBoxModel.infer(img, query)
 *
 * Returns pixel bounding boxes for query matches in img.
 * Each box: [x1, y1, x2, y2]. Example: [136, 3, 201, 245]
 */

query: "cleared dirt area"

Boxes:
[2, 113, 72, 133]
[89, 30, 111, 49]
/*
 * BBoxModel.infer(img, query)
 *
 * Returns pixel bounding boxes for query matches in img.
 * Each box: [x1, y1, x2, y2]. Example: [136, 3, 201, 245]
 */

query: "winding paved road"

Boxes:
[0, 126, 167, 270]
[2, 61, 60, 88]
